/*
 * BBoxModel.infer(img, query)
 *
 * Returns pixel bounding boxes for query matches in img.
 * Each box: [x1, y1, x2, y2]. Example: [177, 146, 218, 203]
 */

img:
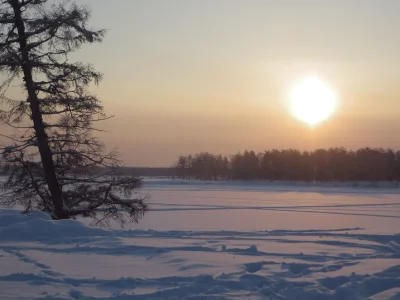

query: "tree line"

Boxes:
[174, 148, 400, 182]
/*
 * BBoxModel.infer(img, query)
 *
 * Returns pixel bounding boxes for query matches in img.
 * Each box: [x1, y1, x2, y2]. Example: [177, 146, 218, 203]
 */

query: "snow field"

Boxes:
[1, 180, 400, 299]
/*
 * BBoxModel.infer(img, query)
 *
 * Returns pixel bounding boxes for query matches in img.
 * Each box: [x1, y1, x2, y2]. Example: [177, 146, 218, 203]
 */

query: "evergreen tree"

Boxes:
[0, 0, 147, 226]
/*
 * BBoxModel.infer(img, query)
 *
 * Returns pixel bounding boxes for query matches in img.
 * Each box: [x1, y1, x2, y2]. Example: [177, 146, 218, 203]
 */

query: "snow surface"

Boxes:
[1, 179, 400, 299]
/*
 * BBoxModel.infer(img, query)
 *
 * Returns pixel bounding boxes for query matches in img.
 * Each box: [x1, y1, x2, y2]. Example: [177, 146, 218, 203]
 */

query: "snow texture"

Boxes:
[1, 179, 400, 299]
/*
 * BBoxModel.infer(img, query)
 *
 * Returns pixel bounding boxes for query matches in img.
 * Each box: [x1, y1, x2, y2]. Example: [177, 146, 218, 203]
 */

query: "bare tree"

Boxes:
[0, 0, 147, 227]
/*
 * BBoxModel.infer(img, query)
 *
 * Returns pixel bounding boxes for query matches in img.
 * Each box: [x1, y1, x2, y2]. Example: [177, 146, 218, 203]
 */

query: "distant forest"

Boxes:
[174, 148, 400, 182]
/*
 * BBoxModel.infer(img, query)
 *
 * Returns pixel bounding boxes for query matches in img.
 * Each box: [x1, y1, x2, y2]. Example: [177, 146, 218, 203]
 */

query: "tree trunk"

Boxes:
[11, 1, 65, 219]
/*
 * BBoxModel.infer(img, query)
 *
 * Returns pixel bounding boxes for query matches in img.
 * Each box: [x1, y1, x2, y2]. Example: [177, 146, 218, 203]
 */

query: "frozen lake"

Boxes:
[134, 180, 400, 234]
[0, 180, 400, 299]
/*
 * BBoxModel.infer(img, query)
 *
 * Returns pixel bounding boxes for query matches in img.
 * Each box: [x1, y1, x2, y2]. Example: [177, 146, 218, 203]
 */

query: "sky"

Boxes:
[5, 0, 400, 167]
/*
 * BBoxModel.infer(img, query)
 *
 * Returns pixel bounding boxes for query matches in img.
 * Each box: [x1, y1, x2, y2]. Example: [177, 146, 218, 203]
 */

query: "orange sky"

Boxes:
[3, 0, 400, 166]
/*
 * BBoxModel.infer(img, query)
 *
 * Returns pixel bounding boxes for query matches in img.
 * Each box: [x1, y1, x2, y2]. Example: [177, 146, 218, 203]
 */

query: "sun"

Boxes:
[289, 77, 337, 126]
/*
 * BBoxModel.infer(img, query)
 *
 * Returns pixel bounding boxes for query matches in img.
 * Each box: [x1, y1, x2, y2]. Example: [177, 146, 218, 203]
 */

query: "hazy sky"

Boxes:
[7, 1, 400, 166]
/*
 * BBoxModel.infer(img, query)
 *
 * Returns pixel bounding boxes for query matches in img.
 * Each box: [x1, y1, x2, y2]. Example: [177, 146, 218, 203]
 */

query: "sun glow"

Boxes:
[289, 77, 337, 125]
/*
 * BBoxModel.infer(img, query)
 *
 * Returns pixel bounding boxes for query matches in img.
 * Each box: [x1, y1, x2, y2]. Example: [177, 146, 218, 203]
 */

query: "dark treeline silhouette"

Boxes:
[175, 148, 400, 182]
